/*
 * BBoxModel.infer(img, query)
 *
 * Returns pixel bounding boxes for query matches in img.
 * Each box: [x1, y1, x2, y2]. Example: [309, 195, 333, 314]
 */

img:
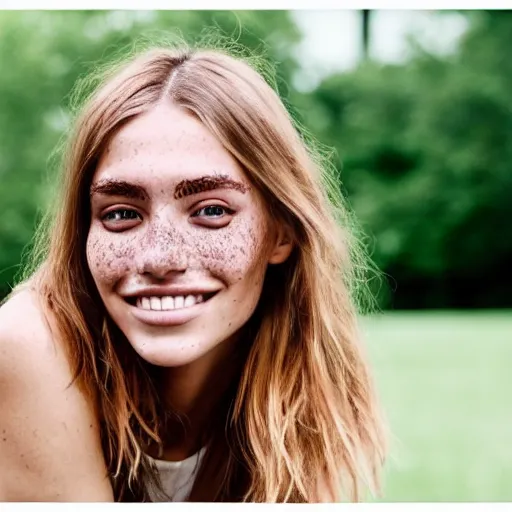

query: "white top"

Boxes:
[144, 447, 206, 502]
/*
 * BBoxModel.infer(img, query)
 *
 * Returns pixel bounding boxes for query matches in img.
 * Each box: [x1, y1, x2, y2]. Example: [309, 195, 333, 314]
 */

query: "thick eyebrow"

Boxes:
[90, 179, 149, 201]
[174, 174, 248, 199]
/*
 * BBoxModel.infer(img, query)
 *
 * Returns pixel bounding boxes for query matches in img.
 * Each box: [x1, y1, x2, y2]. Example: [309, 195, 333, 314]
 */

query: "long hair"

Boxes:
[16, 43, 386, 501]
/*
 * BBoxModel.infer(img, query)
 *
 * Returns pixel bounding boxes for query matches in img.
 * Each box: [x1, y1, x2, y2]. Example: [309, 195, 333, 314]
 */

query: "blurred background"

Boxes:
[0, 9, 510, 501]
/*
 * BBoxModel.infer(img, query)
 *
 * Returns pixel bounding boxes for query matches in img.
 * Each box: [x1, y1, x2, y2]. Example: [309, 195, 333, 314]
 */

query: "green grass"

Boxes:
[361, 311, 512, 502]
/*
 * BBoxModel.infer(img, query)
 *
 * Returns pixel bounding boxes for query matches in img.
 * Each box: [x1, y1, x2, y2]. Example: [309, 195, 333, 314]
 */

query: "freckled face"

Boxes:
[86, 103, 274, 367]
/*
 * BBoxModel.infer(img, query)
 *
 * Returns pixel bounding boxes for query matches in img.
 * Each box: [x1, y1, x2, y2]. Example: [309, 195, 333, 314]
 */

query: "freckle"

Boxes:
[25, 464, 30, 470]
[2, 437, 6, 441]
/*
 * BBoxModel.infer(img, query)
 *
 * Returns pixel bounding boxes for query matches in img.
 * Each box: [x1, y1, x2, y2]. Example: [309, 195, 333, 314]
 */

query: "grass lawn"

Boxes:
[361, 311, 512, 501]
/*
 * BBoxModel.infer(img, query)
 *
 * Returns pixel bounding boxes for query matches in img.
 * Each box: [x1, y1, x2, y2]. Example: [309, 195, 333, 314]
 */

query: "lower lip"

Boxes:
[127, 299, 211, 327]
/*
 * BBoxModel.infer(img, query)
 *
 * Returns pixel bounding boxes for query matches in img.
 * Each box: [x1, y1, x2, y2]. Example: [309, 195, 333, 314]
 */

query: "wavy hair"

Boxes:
[16, 42, 386, 502]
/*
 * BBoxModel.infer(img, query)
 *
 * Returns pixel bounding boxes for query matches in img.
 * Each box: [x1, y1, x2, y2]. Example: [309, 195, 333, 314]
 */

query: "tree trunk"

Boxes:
[362, 9, 371, 60]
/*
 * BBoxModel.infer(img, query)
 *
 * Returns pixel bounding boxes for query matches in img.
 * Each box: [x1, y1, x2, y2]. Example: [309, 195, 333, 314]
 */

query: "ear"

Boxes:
[268, 223, 294, 265]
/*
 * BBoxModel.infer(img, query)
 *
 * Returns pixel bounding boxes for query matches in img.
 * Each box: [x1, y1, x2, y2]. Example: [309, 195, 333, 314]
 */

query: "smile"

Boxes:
[124, 291, 218, 327]
[136, 294, 204, 311]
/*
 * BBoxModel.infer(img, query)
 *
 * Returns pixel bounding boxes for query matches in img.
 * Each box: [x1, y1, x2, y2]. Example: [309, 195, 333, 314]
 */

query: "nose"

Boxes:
[135, 225, 189, 279]
[139, 252, 187, 280]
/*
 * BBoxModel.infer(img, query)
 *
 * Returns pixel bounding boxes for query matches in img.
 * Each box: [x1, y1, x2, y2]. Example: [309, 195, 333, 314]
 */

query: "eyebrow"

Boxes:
[90, 179, 149, 201]
[89, 175, 248, 202]
[174, 175, 248, 199]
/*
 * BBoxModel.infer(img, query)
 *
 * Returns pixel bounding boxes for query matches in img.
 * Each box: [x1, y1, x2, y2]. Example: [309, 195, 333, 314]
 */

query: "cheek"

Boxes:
[86, 229, 136, 287]
[198, 216, 267, 278]
[85, 212, 270, 288]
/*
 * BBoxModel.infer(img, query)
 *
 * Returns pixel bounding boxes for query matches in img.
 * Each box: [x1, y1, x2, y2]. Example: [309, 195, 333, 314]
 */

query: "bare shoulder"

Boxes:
[0, 288, 67, 380]
[0, 289, 79, 406]
[0, 289, 113, 501]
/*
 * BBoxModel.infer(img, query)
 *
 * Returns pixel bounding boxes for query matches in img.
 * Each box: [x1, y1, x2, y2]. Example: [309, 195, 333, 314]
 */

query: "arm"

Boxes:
[0, 290, 114, 501]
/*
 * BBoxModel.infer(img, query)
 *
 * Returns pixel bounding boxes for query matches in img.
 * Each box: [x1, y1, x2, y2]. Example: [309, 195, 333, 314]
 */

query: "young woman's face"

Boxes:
[86, 103, 289, 367]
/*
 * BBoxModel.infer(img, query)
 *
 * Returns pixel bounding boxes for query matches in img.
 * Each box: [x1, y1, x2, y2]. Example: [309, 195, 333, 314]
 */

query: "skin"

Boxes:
[86, 102, 292, 460]
[0, 290, 113, 501]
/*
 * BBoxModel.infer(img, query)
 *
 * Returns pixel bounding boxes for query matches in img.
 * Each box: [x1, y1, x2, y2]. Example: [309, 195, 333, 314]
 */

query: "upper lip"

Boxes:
[121, 286, 221, 298]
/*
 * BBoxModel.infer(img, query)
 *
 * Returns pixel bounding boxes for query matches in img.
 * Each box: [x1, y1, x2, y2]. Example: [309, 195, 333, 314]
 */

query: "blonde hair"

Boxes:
[18, 42, 386, 502]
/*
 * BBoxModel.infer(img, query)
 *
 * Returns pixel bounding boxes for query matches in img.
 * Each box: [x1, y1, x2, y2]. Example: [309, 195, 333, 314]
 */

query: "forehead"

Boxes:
[94, 103, 246, 185]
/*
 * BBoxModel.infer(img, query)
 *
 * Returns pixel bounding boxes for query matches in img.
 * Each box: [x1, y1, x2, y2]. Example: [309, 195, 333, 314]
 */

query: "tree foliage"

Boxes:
[1, 10, 511, 308]
[292, 11, 512, 308]
[0, 10, 300, 298]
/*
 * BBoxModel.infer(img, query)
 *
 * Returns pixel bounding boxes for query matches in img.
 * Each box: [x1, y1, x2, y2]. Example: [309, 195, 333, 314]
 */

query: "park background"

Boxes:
[0, 9, 510, 501]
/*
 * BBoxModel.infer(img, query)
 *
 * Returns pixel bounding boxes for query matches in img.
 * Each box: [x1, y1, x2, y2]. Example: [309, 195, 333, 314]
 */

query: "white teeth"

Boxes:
[161, 296, 175, 310]
[136, 295, 203, 311]
[184, 295, 196, 308]
[150, 297, 162, 310]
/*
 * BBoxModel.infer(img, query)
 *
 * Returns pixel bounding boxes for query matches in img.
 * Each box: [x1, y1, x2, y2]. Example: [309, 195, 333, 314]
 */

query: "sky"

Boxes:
[291, 10, 470, 91]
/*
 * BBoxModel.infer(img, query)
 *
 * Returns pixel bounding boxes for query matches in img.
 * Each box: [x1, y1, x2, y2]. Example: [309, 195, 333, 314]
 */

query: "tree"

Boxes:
[361, 10, 371, 61]
[296, 11, 512, 308]
[0, 10, 301, 300]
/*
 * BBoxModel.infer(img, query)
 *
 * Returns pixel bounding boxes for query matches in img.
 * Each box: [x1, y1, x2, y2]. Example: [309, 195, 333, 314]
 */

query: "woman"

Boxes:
[0, 44, 386, 502]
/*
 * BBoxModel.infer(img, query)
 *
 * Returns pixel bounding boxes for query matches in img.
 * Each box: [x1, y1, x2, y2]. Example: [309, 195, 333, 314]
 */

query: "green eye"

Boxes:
[203, 206, 225, 217]
[104, 209, 140, 221]
[194, 205, 231, 218]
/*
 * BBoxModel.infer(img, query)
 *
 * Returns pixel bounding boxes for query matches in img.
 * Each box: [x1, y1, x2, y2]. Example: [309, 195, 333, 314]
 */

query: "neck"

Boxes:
[153, 335, 244, 461]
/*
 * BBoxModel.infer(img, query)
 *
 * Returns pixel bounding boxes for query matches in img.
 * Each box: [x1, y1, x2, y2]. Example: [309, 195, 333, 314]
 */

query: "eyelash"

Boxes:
[191, 205, 233, 218]
[100, 205, 234, 230]
[103, 210, 140, 222]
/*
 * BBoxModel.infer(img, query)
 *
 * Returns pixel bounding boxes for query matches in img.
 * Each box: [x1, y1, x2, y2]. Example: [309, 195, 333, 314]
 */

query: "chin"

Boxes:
[135, 350, 203, 368]
[123, 330, 220, 368]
